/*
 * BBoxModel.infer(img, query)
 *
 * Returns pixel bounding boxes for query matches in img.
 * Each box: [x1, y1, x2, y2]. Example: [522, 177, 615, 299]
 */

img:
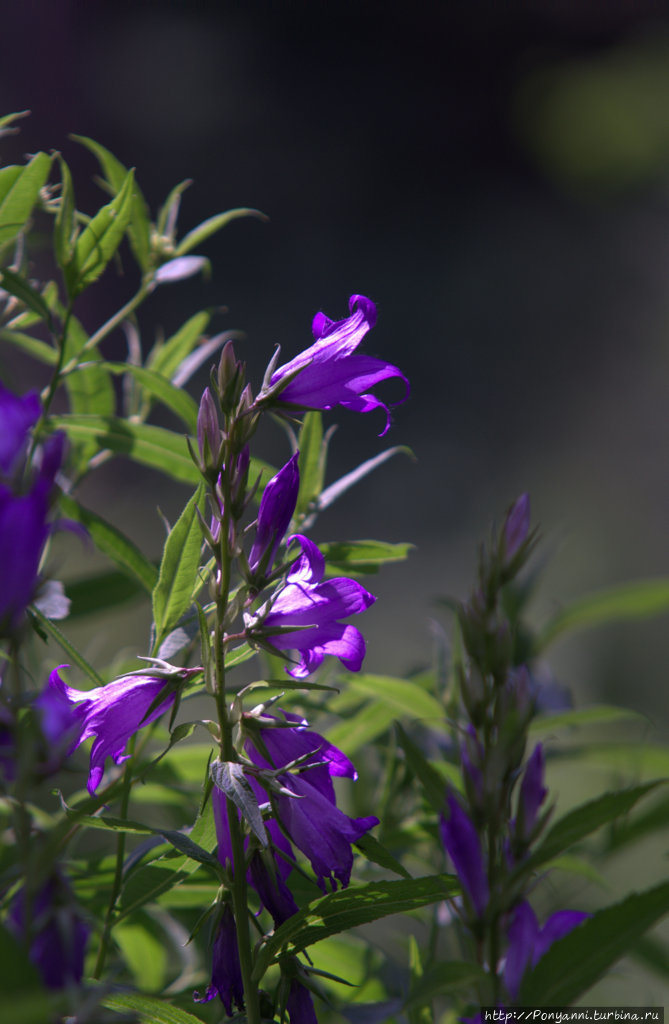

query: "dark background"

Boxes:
[4, 0, 669, 716]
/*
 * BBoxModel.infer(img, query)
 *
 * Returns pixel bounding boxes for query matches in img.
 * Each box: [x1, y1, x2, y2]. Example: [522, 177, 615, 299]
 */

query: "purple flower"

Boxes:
[286, 978, 318, 1024]
[504, 900, 589, 999]
[48, 666, 178, 794]
[0, 382, 40, 477]
[503, 493, 531, 562]
[440, 792, 489, 918]
[193, 904, 244, 1015]
[8, 873, 88, 990]
[515, 743, 548, 844]
[248, 452, 300, 574]
[267, 294, 409, 435]
[248, 534, 375, 678]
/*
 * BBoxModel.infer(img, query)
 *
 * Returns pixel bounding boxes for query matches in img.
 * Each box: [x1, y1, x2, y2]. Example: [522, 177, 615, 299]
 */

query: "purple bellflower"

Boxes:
[248, 451, 300, 574]
[193, 904, 244, 1015]
[0, 382, 40, 476]
[440, 791, 489, 918]
[48, 666, 180, 794]
[8, 872, 89, 990]
[248, 534, 375, 678]
[266, 294, 409, 435]
[504, 900, 589, 999]
[286, 978, 318, 1024]
[514, 743, 548, 845]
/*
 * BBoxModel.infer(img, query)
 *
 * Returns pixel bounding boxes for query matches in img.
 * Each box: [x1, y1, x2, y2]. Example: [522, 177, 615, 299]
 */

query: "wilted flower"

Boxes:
[193, 904, 244, 1015]
[247, 534, 375, 678]
[264, 294, 408, 435]
[504, 900, 588, 999]
[248, 452, 300, 575]
[48, 666, 184, 793]
[440, 791, 489, 918]
[8, 872, 89, 990]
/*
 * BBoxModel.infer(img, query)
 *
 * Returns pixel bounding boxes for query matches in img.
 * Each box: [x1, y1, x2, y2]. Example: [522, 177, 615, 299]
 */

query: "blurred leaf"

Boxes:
[0, 110, 30, 133]
[105, 362, 198, 431]
[535, 577, 669, 651]
[295, 412, 325, 519]
[152, 484, 205, 646]
[354, 832, 412, 879]
[520, 881, 669, 1005]
[65, 354, 115, 417]
[395, 722, 451, 815]
[404, 961, 486, 1013]
[523, 781, 664, 873]
[114, 914, 168, 992]
[529, 704, 645, 734]
[253, 875, 457, 979]
[72, 134, 152, 271]
[0, 151, 51, 247]
[210, 759, 267, 847]
[101, 990, 207, 1024]
[51, 414, 199, 484]
[28, 607, 106, 687]
[327, 701, 397, 756]
[568, 742, 669, 776]
[58, 494, 158, 593]
[0, 920, 42, 993]
[156, 178, 191, 237]
[147, 310, 211, 379]
[0, 268, 54, 327]
[604, 792, 669, 855]
[64, 168, 135, 296]
[346, 675, 444, 724]
[175, 207, 266, 255]
[0, 328, 56, 364]
[54, 155, 76, 268]
[317, 446, 414, 513]
[225, 642, 256, 670]
[321, 540, 414, 576]
[65, 570, 145, 619]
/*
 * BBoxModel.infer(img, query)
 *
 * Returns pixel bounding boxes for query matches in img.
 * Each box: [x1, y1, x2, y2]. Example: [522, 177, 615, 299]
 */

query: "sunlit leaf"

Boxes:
[175, 207, 266, 255]
[0, 151, 51, 247]
[152, 484, 205, 646]
[64, 168, 135, 296]
[104, 362, 198, 431]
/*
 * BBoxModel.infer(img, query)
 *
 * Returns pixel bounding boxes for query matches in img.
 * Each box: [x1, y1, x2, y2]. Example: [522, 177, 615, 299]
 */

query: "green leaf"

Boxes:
[64, 168, 135, 296]
[65, 354, 115, 417]
[114, 915, 168, 992]
[210, 759, 267, 847]
[529, 704, 645, 734]
[0, 328, 57, 364]
[65, 570, 146, 619]
[0, 268, 54, 327]
[295, 412, 325, 519]
[105, 362, 198, 431]
[152, 484, 205, 645]
[0, 920, 42, 993]
[326, 700, 398, 756]
[147, 310, 211, 380]
[58, 493, 158, 593]
[71, 134, 152, 272]
[27, 608, 106, 687]
[54, 155, 76, 267]
[346, 674, 445, 724]
[395, 721, 453, 815]
[404, 961, 487, 1013]
[0, 151, 51, 247]
[523, 781, 665, 873]
[175, 207, 266, 255]
[520, 880, 669, 1005]
[354, 832, 412, 879]
[320, 539, 414, 576]
[51, 415, 199, 484]
[535, 577, 669, 651]
[253, 875, 457, 980]
[101, 991, 207, 1024]
[0, 110, 30, 132]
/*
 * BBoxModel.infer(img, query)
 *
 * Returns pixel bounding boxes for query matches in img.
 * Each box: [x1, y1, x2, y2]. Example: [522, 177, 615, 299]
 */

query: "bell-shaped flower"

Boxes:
[286, 977, 318, 1024]
[265, 294, 409, 435]
[48, 666, 181, 794]
[8, 872, 89, 990]
[247, 534, 375, 678]
[504, 900, 589, 999]
[0, 382, 41, 477]
[193, 904, 244, 1015]
[440, 791, 489, 918]
[248, 452, 300, 575]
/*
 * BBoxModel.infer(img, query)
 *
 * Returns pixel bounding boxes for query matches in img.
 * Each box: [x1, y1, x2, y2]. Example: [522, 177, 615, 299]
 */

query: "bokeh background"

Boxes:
[3, 0, 669, 719]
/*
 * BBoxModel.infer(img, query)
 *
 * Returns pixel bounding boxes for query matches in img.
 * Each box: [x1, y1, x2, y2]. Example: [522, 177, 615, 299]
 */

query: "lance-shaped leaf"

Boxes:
[152, 484, 205, 646]
[28, 608, 106, 687]
[395, 722, 457, 813]
[253, 875, 457, 979]
[209, 759, 268, 847]
[295, 411, 326, 519]
[520, 880, 669, 1005]
[105, 362, 198, 432]
[146, 310, 211, 379]
[100, 991, 208, 1024]
[0, 151, 51, 247]
[0, 268, 54, 327]
[0, 328, 57, 364]
[71, 134, 151, 272]
[64, 168, 135, 296]
[320, 540, 414, 576]
[174, 207, 266, 255]
[54, 155, 76, 268]
[51, 415, 200, 484]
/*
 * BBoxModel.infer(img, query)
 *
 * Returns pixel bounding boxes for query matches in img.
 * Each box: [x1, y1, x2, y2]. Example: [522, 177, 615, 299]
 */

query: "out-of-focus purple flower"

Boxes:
[248, 452, 300, 574]
[286, 978, 318, 1024]
[440, 791, 489, 918]
[48, 666, 179, 794]
[0, 382, 40, 477]
[266, 294, 409, 435]
[8, 873, 89, 990]
[248, 534, 375, 678]
[193, 904, 244, 1015]
[504, 900, 588, 999]
[154, 254, 207, 284]
[503, 493, 530, 563]
[515, 743, 547, 844]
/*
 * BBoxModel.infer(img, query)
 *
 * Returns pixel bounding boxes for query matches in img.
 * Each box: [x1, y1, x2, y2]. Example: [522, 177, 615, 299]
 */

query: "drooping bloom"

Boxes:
[266, 294, 409, 435]
[193, 904, 244, 1015]
[48, 666, 180, 794]
[248, 452, 300, 574]
[504, 900, 589, 999]
[440, 791, 489, 918]
[8, 873, 89, 990]
[286, 978, 318, 1024]
[247, 534, 375, 678]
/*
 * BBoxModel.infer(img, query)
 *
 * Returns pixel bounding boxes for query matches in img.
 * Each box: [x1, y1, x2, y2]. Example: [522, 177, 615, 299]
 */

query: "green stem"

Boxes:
[92, 734, 137, 980]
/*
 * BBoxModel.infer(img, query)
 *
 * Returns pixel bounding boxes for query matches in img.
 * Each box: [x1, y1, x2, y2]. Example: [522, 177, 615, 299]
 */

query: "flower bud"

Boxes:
[217, 340, 245, 414]
[197, 387, 221, 473]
